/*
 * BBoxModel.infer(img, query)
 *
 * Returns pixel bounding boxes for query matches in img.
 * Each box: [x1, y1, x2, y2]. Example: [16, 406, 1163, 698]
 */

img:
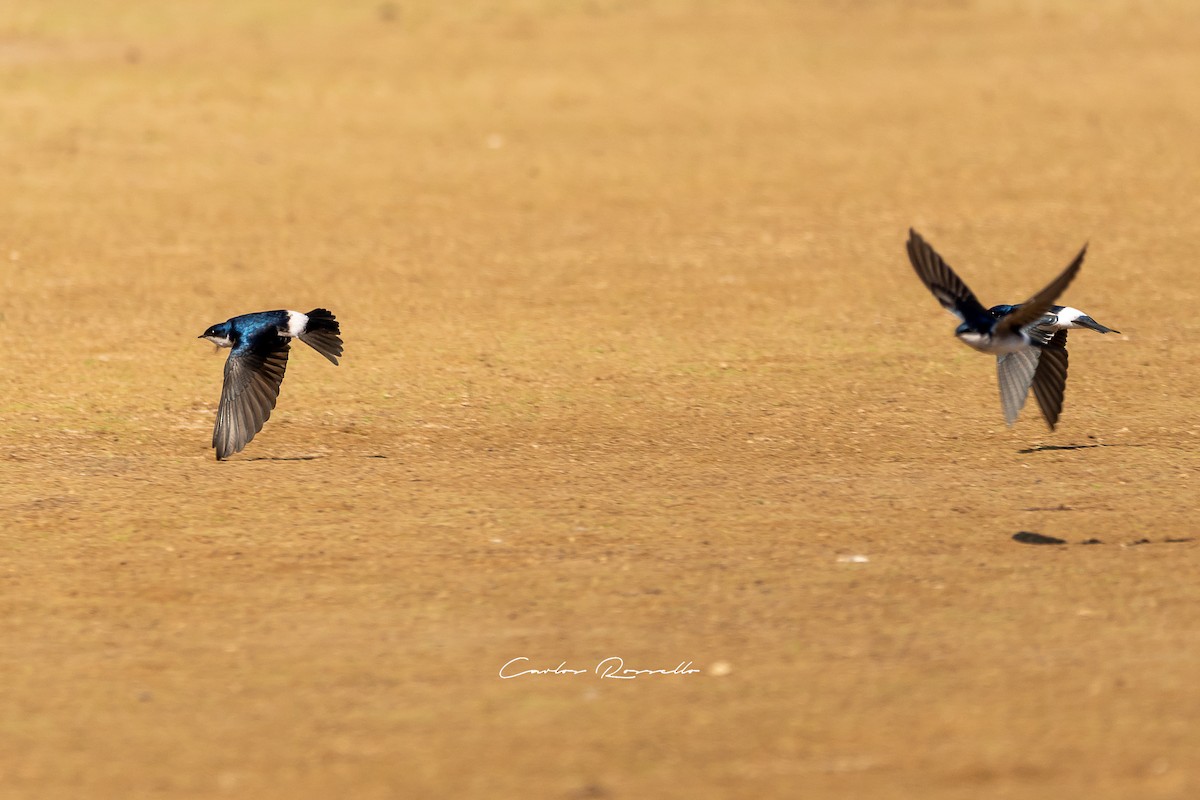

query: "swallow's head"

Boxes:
[989, 304, 1016, 319]
[199, 322, 234, 348]
[954, 323, 989, 350]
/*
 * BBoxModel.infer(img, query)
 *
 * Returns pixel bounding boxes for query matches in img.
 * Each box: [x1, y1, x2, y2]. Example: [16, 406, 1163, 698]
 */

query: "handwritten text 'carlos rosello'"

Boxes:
[499, 657, 701, 680]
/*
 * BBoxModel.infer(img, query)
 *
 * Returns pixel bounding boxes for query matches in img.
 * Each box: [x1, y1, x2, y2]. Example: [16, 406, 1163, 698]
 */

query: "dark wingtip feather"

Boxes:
[1031, 331, 1069, 430]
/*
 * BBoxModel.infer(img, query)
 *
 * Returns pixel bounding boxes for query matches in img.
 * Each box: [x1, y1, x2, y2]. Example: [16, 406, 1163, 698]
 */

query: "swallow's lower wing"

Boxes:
[1031, 330, 1069, 430]
[214, 335, 291, 460]
[906, 229, 991, 323]
[995, 244, 1087, 336]
[996, 348, 1041, 426]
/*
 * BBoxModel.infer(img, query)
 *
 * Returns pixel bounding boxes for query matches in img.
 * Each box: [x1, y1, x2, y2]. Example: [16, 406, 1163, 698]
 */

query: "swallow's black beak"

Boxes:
[197, 334, 206, 338]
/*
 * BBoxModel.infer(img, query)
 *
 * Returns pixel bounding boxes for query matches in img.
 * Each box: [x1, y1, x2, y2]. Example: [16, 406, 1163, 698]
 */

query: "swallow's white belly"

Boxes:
[957, 330, 1030, 355]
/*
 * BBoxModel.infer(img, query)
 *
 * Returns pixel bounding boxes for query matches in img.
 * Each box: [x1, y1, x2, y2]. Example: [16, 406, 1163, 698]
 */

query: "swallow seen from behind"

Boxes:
[906, 229, 1094, 430]
[199, 308, 342, 460]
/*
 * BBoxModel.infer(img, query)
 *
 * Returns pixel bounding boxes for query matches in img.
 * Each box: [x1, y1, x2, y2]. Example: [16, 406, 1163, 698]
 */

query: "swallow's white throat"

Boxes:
[204, 334, 233, 348]
[284, 310, 308, 338]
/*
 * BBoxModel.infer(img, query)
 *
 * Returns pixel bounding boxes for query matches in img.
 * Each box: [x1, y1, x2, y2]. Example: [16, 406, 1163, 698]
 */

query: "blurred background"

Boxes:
[2, 2, 1199, 797]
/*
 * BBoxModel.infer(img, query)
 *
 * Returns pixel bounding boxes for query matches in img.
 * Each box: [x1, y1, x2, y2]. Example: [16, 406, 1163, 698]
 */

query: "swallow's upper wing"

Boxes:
[988, 303, 1056, 343]
[213, 333, 291, 460]
[906, 229, 990, 323]
[1031, 330, 1069, 430]
[995, 348, 1041, 426]
[994, 245, 1087, 336]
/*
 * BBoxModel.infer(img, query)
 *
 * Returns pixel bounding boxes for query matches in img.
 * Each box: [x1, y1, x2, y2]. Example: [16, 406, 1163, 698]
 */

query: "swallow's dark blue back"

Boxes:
[228, 310, 289, 330]
[226, 310, 290, 351]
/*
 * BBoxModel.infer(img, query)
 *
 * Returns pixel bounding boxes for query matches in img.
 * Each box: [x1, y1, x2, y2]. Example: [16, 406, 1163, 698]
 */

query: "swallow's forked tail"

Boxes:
[300, 308, 343, 365]
[1074, 315, 1120, 335]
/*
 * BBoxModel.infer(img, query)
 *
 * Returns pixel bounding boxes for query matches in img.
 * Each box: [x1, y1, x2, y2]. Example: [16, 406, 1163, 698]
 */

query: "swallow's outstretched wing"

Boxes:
[995, 348, 1041, 426]
[906, 229, 991, 325]
[994, 244, 1087, 337]
[214, 332, 291, 460]
[1031, 330, 1069, 430]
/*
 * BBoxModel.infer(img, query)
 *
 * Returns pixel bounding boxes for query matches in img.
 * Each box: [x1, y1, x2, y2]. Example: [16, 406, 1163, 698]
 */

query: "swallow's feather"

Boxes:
[906, 229, 990, 324]
[214, 333, 291, 460]
[1024, 325, 1056, 346]
[1071, 314, 1119, 334]
[995, 244, 1087, 335]
[300, 330, 342, 365]
[996, 348, 1041, 426]
[1031, 330, 1069, 430]
[298, 308, 343, 365]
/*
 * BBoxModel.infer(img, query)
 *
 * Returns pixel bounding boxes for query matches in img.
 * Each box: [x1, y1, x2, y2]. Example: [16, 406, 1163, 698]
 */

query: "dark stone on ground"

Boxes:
[1013, 531, 1067, 545]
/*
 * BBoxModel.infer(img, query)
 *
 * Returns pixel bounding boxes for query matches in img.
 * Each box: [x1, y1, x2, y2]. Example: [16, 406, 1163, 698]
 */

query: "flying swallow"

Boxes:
[906, 229, 1095, 429]
[199, 308, 342, 460]
[987, 304, 1119, 336]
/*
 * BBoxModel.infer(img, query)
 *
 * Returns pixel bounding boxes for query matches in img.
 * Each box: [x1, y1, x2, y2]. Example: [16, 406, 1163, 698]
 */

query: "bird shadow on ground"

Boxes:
[1014, 531, 1196, 547]
[1017, 443, 1147, 455]
[243, 455, 322, 461]
[240, 454, 389, 461]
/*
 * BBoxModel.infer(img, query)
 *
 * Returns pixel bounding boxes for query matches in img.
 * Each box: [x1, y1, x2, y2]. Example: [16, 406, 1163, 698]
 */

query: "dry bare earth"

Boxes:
[2, 2, 1199, 798]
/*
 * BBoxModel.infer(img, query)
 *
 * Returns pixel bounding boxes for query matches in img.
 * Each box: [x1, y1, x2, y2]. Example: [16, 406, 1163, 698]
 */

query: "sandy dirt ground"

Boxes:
[2, 1, 1200, 797]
